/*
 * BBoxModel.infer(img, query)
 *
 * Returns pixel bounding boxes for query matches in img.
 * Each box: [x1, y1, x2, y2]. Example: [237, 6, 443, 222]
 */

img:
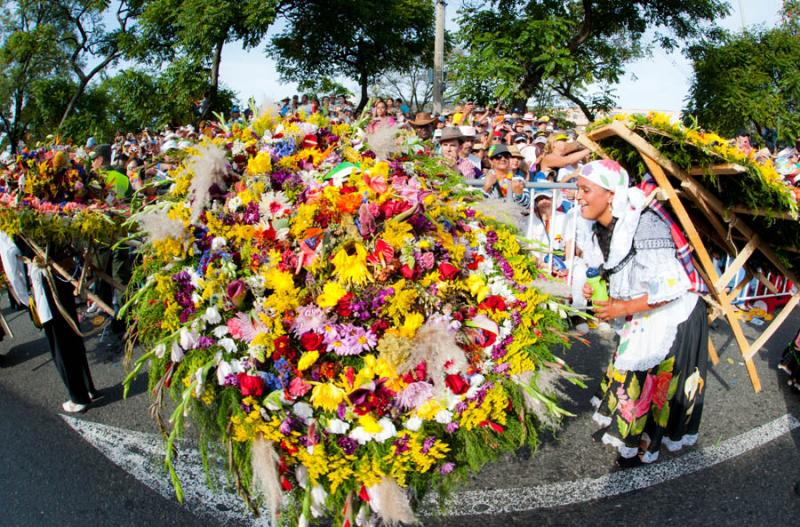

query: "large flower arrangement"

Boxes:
[588, 112, 800, 267]
[0, 148, 130, 250]
[123, 110, 577, 526]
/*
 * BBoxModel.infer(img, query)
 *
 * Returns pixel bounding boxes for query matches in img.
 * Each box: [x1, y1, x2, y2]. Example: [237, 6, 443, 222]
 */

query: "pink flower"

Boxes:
[396, 382, 434, 410]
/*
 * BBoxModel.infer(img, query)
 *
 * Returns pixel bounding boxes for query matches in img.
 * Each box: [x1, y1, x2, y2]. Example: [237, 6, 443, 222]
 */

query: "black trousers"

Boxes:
[43, 274, 96, 405]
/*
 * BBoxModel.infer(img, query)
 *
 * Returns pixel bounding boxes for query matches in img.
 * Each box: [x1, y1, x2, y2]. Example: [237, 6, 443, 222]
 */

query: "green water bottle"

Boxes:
[586, 267, 609, 303]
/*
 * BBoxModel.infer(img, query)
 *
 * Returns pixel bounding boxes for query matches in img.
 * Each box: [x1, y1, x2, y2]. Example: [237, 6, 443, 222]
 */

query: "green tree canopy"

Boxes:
[451, 0, 729, 119]
[269, 0, 434, 113]
[137, 0, 280, 120]
[685, 25, 800, 145]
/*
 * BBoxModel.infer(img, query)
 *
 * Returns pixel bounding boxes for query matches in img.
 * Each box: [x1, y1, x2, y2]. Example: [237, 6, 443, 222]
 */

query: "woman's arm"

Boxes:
[541, 149, 589, 170]
[593, 295, 668, 321]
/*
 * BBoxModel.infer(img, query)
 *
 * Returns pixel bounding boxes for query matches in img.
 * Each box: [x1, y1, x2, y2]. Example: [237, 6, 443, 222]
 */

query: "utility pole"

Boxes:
[433, 0, 446, 114]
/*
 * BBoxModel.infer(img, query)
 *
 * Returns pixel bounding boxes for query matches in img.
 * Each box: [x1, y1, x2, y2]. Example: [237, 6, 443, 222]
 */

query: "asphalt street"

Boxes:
[1, 297, 799, 527]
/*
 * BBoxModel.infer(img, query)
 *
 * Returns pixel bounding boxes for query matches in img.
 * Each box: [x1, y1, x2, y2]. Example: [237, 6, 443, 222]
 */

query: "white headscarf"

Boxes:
[578, 160, 646, 269]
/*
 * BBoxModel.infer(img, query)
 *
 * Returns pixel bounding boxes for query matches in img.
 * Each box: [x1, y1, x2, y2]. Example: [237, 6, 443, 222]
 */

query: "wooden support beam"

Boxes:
[583, 124, 618, 142]
[745, 292, 800, 361]
[576, 134, 611, 159]
[727, 206, 797, 221]
[715, 235, 760, 291]
[689, 163, 747, 176]
[680, 179, 737, 254]
[606, 120, 799, 287]
[638, 151, 762, 392]
[707, 336, 720, 365]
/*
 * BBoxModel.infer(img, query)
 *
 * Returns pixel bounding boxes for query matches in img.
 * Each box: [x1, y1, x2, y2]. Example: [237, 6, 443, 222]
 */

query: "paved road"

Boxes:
[1, 300, 799, 526]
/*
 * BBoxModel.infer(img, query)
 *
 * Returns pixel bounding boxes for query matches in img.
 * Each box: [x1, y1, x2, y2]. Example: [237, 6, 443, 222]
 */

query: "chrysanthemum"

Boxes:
[259, 190, 290, 220]
[292, 305, 331, 336]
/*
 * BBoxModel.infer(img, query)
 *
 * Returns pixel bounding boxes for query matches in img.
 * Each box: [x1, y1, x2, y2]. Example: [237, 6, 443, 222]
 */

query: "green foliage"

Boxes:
[451, 0, 728, 115]
[685, 25, 800, 145]
[269, 0, 435, 112]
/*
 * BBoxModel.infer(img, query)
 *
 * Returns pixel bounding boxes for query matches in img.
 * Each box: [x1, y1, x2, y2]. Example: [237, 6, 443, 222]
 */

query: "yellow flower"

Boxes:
[358, 414, 383, 434]
[310, 382, 346, 411]
[298, 350, 319, 371]
[466, 274, 490, 302]
[331, 244, 372, 285]
[382, 220, 414, 249]
[399, 313, 424, 338]
[416, 399, 443, 420]
[317, 281, 348, 308]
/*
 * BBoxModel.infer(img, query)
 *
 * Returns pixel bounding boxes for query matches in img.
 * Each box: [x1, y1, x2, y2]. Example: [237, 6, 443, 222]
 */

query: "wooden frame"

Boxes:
[579, 121, 800, 393]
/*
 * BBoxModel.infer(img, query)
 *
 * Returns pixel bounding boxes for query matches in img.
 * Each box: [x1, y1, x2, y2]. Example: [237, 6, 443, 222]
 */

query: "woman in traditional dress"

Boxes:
[576, 159, 709, 466]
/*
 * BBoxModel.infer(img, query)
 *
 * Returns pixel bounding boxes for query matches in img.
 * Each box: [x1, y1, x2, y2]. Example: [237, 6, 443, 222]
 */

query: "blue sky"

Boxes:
[216, 0, 782, 111]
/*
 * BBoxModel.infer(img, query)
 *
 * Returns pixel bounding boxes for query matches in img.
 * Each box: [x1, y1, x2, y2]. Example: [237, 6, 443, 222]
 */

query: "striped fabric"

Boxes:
[637, 173, 709, 294]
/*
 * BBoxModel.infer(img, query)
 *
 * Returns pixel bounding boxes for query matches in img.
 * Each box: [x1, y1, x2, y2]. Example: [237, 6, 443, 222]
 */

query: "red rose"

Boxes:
[479, 295, 506, 312]
[445, 374, 469, 395]
[438, 262, 459, 280]
[237, 373, 264, 397]
[300, 332, 325, 351]
[335, 292, 354, 317]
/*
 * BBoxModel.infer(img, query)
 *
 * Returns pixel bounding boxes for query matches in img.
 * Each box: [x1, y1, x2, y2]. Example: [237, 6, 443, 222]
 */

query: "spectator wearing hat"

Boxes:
[408, 112, 436, 141]
[458, 126, 483, 172]
[535, 115, 550, 132]
[528, 190, 569, 271]
[439, 127, 481, 179]
[482, 144, 527, 206]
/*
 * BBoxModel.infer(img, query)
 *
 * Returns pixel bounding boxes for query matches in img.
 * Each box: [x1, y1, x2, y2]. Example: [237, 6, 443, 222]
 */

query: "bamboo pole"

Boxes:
[745, 292, 800, 361]
[715, 235, 760, 291]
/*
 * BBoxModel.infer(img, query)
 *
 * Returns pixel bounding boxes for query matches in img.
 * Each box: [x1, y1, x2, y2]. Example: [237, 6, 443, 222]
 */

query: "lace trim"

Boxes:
[662, 433, 698, 452]
[601, 433, 639, 459]
[634, 237, 675, 251]
[592, 411, 612, 427]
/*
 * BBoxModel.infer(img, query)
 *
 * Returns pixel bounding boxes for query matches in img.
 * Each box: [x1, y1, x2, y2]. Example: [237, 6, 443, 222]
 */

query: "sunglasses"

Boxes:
[491, 153, 512, 159]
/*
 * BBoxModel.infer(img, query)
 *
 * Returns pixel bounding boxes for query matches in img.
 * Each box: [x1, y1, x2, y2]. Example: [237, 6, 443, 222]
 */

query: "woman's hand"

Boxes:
[582, 283, 593, 301]
[593, 298, 628, 321]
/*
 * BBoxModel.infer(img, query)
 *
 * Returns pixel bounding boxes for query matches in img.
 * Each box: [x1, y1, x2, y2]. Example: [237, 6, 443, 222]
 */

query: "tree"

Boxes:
[374, 63, 434, 113]
[270, 0, 435, 114]
[451, 0, 729, 119]
[54, 0, 143, 129]
[137, 0, 280, 120]
[0, 0, 71, 153]
[685, 26, 800, 144]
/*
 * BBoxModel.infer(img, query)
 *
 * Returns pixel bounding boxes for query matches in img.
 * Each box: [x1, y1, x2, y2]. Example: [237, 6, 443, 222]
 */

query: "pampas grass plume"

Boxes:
[251, 436, 282, 525]
[367, 476, 418, 526]
[186, 142, 228, 223]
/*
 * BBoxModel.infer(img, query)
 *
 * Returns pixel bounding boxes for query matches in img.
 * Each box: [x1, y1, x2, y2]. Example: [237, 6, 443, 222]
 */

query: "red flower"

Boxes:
[367, 239, 395, 266]
[336, 292, 354, 317]
[380, 199, 411, 219]
[652, 371, 673, 409]
[400, 264, 415, 279]
[466, 254, 484, 270]
[478, 295, 506, 312]
[288, 377, 312, 398]
[280, 476, 293, 491]
[300, 332, 325, 351]
[438, 262, 459, 280]
[237, 373, 264, 397]
[273, 335, 292, 356]
[319, 362, 337, 380]
[445, 374, 469, 395]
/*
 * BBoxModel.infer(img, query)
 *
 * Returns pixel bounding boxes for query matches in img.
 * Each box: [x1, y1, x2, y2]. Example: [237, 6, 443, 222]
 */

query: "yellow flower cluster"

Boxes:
[231, 398, 284, 443]
[458, 385, 510, 431]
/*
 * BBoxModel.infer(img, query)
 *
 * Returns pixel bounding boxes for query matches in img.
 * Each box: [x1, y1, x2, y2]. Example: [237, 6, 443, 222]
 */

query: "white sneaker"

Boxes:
[62, 400, 87, 413]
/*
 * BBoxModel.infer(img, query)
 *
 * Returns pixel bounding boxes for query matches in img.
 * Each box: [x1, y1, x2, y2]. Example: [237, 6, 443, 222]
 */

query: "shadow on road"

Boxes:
[0, 336, 50, 368]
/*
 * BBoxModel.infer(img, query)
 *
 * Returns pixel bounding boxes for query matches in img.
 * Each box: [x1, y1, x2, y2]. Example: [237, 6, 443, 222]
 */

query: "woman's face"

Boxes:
[535, 197, 552, 218]
[375, 102, 386, 116]
[509, 157, 521, 170]
[440, 139, 460, 162]
[576, 176, 613, 221]
[491, 153, 510, 171]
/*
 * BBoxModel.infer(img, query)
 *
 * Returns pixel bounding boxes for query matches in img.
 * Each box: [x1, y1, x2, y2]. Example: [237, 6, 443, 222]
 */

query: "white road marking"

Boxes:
[430, 413, 800, 516]
[63, 413, 800, 522]
[61, 415, 272, 527]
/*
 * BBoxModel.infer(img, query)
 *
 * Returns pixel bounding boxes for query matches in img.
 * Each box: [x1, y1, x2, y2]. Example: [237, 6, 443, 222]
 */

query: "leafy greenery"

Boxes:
[451, 0, 729, 118]
[269, 0, 435, 113]
[684, 25, 800, 145]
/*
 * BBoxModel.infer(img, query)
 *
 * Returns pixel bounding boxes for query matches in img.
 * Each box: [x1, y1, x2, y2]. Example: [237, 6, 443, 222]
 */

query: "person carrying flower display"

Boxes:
[576, 159, 709, 466]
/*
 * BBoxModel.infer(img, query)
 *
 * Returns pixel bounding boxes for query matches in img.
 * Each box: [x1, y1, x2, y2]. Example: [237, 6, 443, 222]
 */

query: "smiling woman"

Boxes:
[576, 160, 710, 466]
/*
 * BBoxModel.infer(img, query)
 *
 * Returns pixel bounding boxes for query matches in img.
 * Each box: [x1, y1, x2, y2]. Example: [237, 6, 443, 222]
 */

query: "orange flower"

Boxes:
[337, 192, 362, 213]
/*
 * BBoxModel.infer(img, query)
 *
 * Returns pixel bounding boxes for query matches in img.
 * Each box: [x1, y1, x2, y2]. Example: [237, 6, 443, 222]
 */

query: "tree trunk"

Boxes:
[58, 77, 90, 130]
[559, 88, 595, 123]
[200, 39, 225, 121]
[356, 70, 369, 115]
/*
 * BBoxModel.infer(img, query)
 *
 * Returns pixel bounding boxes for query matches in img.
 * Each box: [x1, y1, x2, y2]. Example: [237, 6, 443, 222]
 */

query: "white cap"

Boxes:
[160, 140, 178, 153]
[533, 136, 548, 145]
[459, 126, 477, 138]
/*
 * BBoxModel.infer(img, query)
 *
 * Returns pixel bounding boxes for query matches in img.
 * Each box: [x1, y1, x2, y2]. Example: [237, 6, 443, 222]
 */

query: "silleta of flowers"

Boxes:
[123, 109, 576, 526]
[0, 147, 130, 250]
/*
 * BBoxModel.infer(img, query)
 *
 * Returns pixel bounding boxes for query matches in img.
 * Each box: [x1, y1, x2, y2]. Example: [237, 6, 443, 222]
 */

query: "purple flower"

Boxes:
[338, 437, 358, 455]
[393, 436, 410, 454]
[226, 279, 247, 309]
[197, 336, 215, 349]
[242, 201, 260, 224]
[445, 422, 459, 434]
[421, 437, 436, 454]
[440, 462, 455, 475]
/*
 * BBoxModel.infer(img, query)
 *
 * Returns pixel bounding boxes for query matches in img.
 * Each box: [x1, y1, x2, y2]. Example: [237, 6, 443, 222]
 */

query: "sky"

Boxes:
[217, 0, 783, 112]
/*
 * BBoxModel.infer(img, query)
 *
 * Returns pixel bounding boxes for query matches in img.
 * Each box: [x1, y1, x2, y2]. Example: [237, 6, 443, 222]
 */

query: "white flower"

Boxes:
[216, 360, 232, 385]
[293, 401, 314, 421]
[259, 191, 290, 220]
[203, 306, 222, 325]
[295, 465, 309, 488]
[310, 485, 327, 518]
[326, 418, 350, 435]
[227, 195, 243, 211]
[349, 427, 372, 445]
[434, 409, 453, 424]
[170, 341, 184, 363]
[212, 325, 230, 338]
[218, 337, 237, 354]
[191, 293, 203, 306]
[211, 237, 227, 251]
[179, 327, 198, 350]
[194, 368, 205, 397]
[153, 343, 166, 359]
[404, 416, 423, 431]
